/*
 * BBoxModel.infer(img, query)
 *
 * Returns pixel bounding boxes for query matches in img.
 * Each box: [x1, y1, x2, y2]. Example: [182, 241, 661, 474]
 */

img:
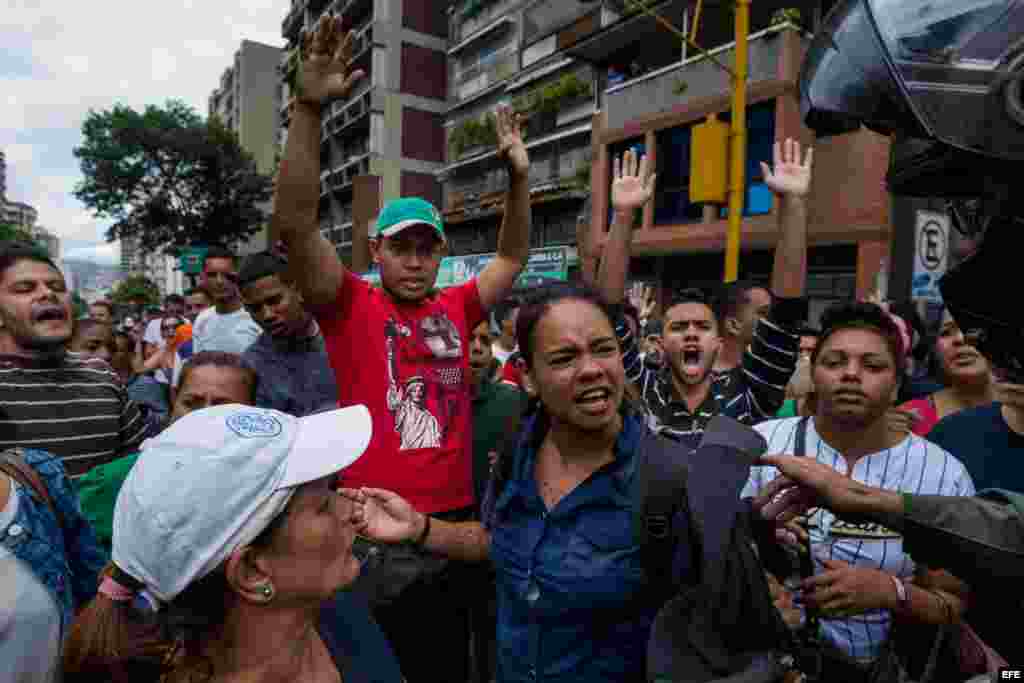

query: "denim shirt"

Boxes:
[242, 329, 339, 417]
[1, 449, 109, 635]
[489, 411, 657, 683]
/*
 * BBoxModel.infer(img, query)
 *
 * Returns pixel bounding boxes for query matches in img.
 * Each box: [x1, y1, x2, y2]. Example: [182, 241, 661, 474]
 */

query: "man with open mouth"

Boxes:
[0, 242, 150, 477]
[596, 140, 813, 449]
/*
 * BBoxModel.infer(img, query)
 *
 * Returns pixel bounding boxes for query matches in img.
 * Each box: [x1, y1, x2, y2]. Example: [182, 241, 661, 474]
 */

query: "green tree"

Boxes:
[0, 222, 37, 245]
[74, 100, 274, 254]
[110, 275, 161, 308]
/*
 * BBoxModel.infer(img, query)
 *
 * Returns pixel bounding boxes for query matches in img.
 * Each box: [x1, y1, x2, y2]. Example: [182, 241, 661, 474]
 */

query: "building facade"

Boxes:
[280, 0, 449, 267]
[438, 0, 602, 260]
[1, 200, 38, 232]
[120, 236, 184, 297]
[209, 39, 284, 255]
[562, 1, 890, 322]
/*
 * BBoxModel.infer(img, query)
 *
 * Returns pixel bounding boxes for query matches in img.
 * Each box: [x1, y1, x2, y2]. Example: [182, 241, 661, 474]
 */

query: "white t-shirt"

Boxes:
[178, 307, 261, 387]
[0, 481, 61, 683]
[192, 306, 262, 355]
[743, 417, 976, 662]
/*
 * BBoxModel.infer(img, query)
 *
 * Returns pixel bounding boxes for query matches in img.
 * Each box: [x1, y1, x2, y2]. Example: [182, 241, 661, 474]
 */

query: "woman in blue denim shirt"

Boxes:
[348, 283, 685, 683]
[1, 448, 109, 634]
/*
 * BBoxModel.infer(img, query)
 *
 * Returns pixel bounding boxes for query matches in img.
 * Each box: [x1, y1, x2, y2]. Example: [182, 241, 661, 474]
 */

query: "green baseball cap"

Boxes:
[373, 198, 446, 243]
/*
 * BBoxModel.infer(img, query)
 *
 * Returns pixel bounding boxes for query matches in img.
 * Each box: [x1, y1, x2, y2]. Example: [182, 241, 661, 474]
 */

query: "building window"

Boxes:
[653, 127, 703, 226]
[719, 100, 777, 218]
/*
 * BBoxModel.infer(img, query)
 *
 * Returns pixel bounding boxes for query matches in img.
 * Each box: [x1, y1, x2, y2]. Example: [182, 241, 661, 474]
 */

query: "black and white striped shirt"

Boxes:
[0, 353, 150, 477]
[617, 311, 799, 449]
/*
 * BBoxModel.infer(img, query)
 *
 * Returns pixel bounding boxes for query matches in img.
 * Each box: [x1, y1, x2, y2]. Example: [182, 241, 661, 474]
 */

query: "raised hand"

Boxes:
[341, 487, 421, 544]
[294, 14, 366, 107]
[494, 104, 529, 178]
[612, 148, 656, 212]
[761, 138, 813, 198]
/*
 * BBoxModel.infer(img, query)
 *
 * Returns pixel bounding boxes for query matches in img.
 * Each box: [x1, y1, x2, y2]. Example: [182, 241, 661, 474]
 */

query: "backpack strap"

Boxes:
[789, 417, 824, 640]
[634, 425, 697, 592]
[793, 416, 809, 459]
[0, 448, 64, 530]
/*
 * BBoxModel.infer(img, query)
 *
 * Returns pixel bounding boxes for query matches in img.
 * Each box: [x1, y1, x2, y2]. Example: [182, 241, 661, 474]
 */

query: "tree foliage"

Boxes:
[110, 275, 161, 307]
[0, 222, 37, 246]
[74, 100, 274, 253]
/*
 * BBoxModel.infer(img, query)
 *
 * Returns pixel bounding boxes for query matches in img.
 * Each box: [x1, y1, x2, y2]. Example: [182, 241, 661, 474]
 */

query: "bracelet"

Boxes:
[890, 575, 909, 610]
[413, 514, 431, 547]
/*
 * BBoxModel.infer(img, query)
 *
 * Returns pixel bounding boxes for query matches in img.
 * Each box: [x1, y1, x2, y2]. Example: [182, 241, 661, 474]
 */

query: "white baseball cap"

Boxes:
[112, 403, 372, 603]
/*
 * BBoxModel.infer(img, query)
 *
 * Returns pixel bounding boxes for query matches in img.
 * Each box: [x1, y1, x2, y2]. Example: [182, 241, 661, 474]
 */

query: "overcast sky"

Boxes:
[2, 0, 289, 264]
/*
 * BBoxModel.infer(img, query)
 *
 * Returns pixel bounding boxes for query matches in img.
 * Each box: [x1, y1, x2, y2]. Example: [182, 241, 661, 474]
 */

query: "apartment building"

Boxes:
[280, 0, 449, 267]
[120, 236, 184, 297]
[439, 0, 603, 260]
[209, 40, 284, 255]
[1, 200, 38, 232]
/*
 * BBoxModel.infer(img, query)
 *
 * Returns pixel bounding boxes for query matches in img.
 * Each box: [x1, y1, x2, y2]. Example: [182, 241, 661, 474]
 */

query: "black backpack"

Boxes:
[634, 416, 797, 683]
[482, 410, 796, 683]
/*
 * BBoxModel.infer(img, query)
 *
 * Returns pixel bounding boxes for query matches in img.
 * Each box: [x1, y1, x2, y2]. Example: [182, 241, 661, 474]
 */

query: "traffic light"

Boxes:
[689, 115, 729, 204]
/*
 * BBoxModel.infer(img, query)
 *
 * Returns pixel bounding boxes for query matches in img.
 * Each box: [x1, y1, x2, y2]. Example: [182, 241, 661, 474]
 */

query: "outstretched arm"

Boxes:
[763, 139, 812, 299]
[343, 487, 490, 563]
[477, 106, 531, 311]
[273, 15, 365, 309]
[596, 148, 656, 305]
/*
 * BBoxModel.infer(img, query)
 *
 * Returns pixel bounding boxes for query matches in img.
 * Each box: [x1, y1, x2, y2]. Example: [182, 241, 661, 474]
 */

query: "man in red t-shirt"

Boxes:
[271, 16, 532, 682]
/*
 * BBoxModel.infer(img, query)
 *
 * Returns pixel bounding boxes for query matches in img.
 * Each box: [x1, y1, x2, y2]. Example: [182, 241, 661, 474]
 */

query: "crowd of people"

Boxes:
[2, 14, 1021, 683]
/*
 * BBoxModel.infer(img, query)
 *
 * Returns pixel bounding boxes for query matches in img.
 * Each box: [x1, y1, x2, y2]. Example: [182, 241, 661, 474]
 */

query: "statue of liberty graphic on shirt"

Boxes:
[384, 317, 451, 450]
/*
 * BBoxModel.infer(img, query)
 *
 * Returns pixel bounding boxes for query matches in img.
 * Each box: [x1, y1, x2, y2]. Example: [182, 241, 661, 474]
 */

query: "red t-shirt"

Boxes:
[317, 270, 485, 513]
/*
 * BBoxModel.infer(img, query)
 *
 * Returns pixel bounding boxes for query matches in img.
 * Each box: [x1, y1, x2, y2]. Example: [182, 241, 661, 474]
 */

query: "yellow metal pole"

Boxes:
[725, 0, 750, 282]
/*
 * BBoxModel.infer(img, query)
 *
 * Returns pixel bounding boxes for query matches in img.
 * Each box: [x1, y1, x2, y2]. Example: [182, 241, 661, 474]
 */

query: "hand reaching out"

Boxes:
[494, 104, 529, 178]
[612, 148, 656, 212]
[341, 487, 422, 544]
[762, 138, 813, 198]
[294, 14, 366, 107]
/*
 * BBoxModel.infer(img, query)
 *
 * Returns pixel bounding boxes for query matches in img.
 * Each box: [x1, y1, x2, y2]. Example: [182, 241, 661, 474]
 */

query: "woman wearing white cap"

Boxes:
[61, 403, 403, 683]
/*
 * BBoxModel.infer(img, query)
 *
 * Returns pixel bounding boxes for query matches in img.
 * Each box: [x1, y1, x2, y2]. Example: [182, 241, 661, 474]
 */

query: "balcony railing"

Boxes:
[319, 154, 371, 197]
[603, 23, 801, 131]
[445, 172, 586, 212]
[453, 58, 516, 105]
[282, 1, 305, 39]
[321, 85, 374, 141]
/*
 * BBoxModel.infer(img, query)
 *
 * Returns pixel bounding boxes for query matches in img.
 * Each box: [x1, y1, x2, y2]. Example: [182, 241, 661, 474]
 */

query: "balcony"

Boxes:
[282, 1, 305, 40]
[321, 85, 375, 142]
[449, 16, 514, 57]
[602, 23, 800, 131]
[444, 173, 588, 222]
[349, 21, 376, 62]
[319, 153, 372, 197]
[453, 51, 516, 103]
[329, 0, 372, 23]
[452, 0, 516, 44]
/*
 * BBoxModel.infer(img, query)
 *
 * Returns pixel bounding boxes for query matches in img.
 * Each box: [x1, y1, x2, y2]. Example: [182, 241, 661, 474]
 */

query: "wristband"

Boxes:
[414, 514, 431, 547]
[890, 575, 909, 609]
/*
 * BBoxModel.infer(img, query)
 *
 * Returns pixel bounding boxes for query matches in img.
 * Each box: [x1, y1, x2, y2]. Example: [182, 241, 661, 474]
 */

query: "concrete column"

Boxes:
[352, 174, 382, 274]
